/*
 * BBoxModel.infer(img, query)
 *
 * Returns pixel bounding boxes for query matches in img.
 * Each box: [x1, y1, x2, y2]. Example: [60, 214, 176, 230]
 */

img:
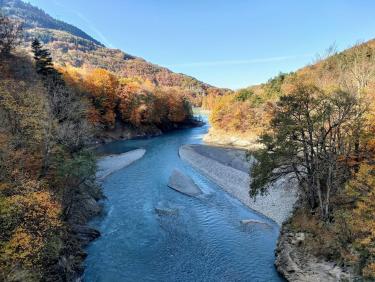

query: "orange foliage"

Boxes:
[209, 94, 273, 136]
[83, 68, 119, 128]
[61, 66, 193, 130]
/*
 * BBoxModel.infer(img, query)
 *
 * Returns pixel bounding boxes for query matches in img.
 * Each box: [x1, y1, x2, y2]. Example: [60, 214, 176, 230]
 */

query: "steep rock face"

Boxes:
[92, 119, 204, 144]
[58, 180, 104, 281]
[275, 223, 354, 282]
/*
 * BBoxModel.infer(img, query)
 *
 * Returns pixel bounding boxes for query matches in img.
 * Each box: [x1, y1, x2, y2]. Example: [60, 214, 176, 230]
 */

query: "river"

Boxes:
[84, 116, 284, 282]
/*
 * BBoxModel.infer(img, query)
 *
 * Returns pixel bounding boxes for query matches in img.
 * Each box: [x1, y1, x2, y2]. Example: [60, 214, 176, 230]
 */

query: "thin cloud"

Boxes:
[51, 0, 64, 8]
[52, 0, 114, 47]
[168, 54, 312, 68]
[73, 11, 114, 48]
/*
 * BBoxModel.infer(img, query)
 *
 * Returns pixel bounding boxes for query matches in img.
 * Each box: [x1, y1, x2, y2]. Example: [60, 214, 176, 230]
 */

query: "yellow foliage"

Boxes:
[0, 80, 50, 147]
[62, 67, 193, 129]
[209, 93, 273, 136]
[345, 164, 375, 279]
[4, 227, 41, 266]
[4, 191, 62, 267]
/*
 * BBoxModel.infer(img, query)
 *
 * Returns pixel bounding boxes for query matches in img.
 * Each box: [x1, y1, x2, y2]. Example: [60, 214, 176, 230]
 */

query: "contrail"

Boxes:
[51, 0, 114, 47]
[167, 54, 312, 68]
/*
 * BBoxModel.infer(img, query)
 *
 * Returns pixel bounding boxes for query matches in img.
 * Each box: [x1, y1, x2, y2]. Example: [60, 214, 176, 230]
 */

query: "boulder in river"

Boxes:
[71, 224, 101, 246]
[240, 219, 270, 227]
[168, 169, 202, 197]
[155, 201, 179, 216]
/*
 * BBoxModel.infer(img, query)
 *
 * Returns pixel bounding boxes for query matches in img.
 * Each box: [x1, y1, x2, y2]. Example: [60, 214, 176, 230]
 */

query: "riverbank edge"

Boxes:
[186, 142, 352, 281]
[203, 128, 262, 150]
[275, 216, 354, 282]
[69, 120, 203, 280]
[92, 118, 204, 145]
[179, 144, 298, 226]
[96, 149, 146, 181]
[65, 149, 146, 280]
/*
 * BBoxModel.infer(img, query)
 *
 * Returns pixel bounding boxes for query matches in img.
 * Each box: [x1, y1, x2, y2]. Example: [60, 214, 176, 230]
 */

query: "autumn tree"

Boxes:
[0, 80, 49, 150]
[155, 87, 192, 124]
[325, 162, 375, 279]
[263, 72, 288, 100]
[116, 78, 193, 127]
[250, 82, 364, 219]
[342, 164, 375, 279]
[56, 150, 96, 218]
[0, 78, 63, 279]
[338, 42, 375, 98]
[84, 68, 118, 129]
[0, 14, 22, 56]
[1, 49, 97, 279]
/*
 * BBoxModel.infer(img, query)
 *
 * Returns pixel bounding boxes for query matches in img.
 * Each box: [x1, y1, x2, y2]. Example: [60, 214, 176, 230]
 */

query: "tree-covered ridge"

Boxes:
[60, 65, 196, 133]
[205, 40, 375, 136]
[1, 0, 103, 45]
[202, 74, 285, 138]
[33, 28, 218, 106]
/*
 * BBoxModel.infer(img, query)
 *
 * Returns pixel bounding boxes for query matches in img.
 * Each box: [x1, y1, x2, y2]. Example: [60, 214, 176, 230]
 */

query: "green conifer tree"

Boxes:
[31, 39, 55, 76]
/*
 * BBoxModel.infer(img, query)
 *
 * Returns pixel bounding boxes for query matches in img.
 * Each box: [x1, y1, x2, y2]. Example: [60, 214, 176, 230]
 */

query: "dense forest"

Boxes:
[0, 12, 199, 280]
[204, 42, 375, 279]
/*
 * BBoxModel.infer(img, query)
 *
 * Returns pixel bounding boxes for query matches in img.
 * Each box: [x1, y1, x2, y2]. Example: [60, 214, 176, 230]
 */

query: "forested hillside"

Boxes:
[2, 0, 374, 280]
[1, 0, 209, 143]
[0, 0, 103, 45]
[0, 2, 217, 280]
[204, 41, 375, 279]
[0, 9, 202, 280]
[0, 14, 98, 280]
[0, 0, 228, 105]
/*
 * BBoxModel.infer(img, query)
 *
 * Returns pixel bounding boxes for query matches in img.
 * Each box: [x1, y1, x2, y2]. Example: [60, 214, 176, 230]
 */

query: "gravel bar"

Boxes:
[96, 149, 146, 181]
[179, 144, 298, 226]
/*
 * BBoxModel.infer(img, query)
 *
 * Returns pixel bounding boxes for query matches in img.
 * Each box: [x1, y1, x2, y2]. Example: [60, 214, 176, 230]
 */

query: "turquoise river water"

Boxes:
[84, 117, 284, 282]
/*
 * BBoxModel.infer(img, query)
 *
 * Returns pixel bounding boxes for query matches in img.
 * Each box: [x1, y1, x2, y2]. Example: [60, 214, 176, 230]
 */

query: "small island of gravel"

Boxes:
[96, 149, 146, 181]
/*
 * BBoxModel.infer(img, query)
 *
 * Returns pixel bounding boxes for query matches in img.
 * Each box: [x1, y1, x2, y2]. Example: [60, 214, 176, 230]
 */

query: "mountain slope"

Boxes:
[203, 38, 375, 146]
[0, 0, 223, 101]
[0, 0, 103, 45]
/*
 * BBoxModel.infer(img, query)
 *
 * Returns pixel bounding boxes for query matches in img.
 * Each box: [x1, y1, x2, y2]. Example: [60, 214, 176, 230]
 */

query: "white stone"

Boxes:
[168, 169, 202, 197]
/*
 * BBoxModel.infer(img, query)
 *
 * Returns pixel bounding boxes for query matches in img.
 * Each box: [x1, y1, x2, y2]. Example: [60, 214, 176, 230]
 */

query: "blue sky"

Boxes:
[28, 0, 375, 89]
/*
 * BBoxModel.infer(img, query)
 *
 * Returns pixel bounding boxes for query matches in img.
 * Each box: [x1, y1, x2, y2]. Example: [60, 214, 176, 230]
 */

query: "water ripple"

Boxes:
[85, 118, 284, 282]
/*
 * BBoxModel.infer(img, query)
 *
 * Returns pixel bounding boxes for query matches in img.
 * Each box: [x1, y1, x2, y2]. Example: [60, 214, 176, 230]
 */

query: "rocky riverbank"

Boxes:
[275, 220, 354, 281]
[61, 179, 104, 281]
[203, 128, 262, 149]
[62, 149, 147, 280]
[180, 143, 352, 281]
[94, 119, 204, 144]
[179, 144, 298, 226]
